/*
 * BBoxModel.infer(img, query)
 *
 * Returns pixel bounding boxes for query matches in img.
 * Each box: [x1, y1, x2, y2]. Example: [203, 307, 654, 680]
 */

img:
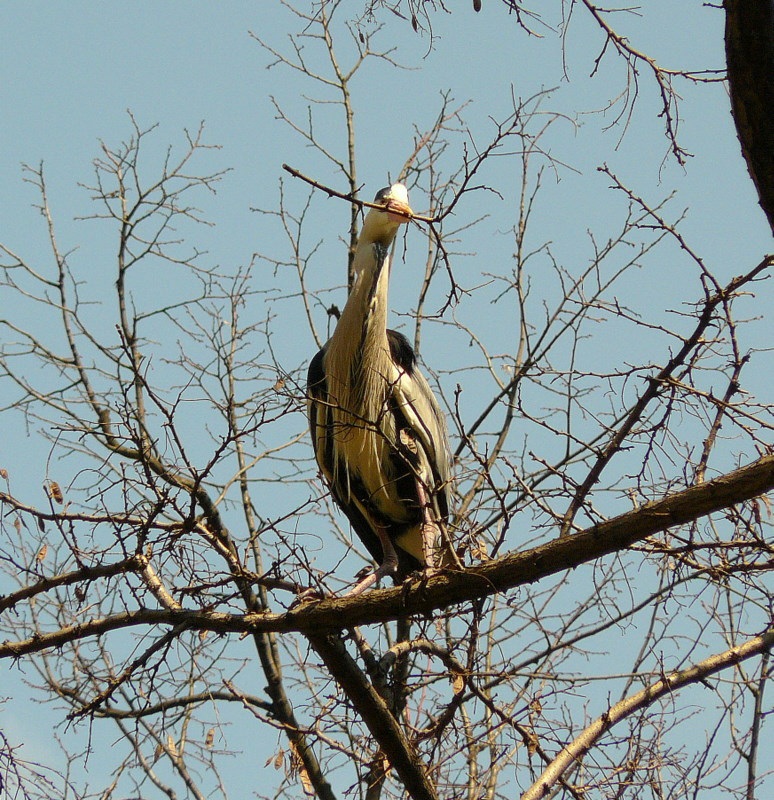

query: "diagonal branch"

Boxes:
[3, 454, 772, 652]
[308, 631, 439, 800]
[521, 626, 774, 800]
[559, 253, 774, 535]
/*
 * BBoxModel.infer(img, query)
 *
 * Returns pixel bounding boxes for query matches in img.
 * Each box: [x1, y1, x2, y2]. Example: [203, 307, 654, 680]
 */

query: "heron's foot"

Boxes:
[420, 520, 443, 572]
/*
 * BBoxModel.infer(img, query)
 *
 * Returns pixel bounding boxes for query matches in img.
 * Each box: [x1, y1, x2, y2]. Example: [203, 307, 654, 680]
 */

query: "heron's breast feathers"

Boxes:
[321, 342, 410, 518]
[311, 321, 450, 524]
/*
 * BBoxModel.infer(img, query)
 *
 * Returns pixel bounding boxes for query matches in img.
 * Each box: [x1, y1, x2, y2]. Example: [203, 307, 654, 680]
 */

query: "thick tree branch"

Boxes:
[309, 632, 439, 800]
[3, 454, 771, 654]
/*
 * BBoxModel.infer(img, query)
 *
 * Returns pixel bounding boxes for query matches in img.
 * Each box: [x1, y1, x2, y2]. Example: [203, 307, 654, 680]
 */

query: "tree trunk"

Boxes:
[725, 0, 774, 234]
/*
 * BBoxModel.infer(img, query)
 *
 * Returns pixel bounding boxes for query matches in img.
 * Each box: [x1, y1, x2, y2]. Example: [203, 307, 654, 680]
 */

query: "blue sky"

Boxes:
[1, 2, 772, 797]
[2, 2, 769, 417]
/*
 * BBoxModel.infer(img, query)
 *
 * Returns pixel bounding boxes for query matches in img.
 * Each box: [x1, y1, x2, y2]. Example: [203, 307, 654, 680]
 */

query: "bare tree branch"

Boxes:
[522, 626, 774, 800]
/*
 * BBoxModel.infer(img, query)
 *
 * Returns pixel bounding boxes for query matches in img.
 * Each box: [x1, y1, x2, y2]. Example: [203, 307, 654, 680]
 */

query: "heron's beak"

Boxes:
[383, 199, 413, 225]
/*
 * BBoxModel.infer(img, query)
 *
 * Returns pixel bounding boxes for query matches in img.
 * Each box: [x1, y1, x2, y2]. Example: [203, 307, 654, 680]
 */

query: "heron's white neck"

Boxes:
[331, 213, 400, 358]
[323, 218, 401, 484]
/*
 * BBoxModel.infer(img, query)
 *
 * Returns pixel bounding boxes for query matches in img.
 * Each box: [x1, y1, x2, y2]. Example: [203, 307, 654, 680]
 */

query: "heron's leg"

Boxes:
[415, 478, 441, 573]
[398, 428, 442, 573]
[346, 524, 399, 596]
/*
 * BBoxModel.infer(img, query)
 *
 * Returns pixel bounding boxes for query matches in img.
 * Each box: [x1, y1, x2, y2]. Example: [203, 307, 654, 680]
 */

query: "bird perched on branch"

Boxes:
[307, 183, 456, 594]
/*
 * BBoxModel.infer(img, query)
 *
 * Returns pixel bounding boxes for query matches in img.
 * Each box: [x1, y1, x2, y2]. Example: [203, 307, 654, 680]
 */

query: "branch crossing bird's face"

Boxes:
[367, 183, 413, 240]
[374, 182, 412, 221]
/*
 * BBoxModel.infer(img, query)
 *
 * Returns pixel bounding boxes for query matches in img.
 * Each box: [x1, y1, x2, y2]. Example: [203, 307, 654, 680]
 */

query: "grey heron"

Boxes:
[307, 183, 455, 594]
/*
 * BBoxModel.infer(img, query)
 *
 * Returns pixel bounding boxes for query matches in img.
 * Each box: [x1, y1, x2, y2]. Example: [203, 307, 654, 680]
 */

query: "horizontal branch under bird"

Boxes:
[2, 454, 772, 656]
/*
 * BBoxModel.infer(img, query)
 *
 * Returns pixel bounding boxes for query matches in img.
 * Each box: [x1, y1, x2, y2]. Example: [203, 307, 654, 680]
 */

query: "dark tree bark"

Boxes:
[725, 0, 774, 233]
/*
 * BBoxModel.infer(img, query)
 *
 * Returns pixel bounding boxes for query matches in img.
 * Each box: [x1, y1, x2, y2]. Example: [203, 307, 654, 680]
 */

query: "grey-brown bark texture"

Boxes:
[725, 0, 774, 233]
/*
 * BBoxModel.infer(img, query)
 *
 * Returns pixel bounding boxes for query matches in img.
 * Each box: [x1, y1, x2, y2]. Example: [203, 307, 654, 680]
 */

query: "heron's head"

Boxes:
[362, 183, 413, 244]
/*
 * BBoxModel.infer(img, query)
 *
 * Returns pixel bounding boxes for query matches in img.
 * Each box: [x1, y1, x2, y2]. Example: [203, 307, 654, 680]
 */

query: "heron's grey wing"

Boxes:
[390, 351, 458, 568]
[307, 346, 332, 479]
[395, 371, 450, 502]
[307, 343, 419, 573]
[386, 331, 451, 514]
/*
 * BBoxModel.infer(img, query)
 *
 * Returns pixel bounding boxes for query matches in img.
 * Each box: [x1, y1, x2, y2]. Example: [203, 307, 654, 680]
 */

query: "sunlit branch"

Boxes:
[522, 626, 774, 800]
